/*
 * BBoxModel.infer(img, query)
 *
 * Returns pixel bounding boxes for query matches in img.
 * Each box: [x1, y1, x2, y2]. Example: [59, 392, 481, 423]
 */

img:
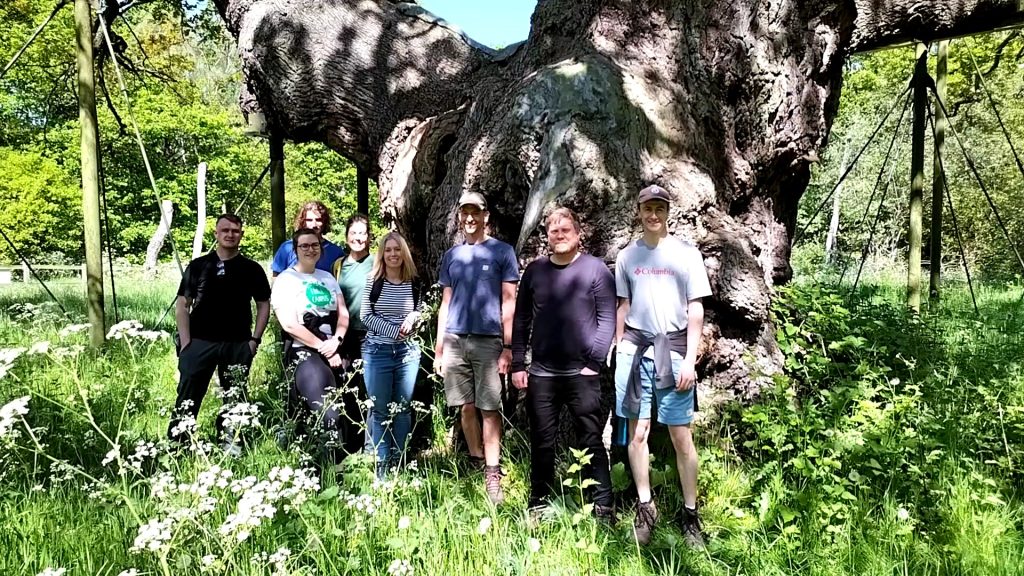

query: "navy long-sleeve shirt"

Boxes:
[511, 253, 617, 374]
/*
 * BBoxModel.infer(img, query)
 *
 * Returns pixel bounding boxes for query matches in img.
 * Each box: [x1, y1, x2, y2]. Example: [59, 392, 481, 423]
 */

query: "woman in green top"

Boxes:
[333, 213, 375, 454]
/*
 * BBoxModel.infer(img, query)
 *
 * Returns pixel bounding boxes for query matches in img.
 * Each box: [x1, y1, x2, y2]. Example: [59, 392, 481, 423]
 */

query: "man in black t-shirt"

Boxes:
[167, 214, 271, 446]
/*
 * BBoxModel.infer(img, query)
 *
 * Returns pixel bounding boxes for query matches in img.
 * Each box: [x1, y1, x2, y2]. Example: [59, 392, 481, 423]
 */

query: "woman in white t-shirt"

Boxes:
[271, 228, 350, 459]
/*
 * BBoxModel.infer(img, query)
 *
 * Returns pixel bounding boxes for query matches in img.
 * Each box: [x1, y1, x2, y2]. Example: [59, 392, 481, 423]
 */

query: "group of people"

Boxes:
[165, 184, 712, 548]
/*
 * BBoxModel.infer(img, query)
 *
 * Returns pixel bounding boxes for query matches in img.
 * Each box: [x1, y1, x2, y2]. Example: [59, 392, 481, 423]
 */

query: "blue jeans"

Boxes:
[361, 340, 422, 466]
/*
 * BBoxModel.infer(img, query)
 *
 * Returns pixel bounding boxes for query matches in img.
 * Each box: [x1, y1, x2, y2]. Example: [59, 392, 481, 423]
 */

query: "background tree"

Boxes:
[210, 0, 1024, 396]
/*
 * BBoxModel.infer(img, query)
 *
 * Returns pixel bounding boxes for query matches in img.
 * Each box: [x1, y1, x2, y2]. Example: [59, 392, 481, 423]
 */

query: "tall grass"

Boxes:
[0, 277, 1022, 575]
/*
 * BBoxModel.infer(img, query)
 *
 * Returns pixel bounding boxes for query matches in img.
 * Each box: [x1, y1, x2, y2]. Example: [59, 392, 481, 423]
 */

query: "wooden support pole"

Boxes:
[825, 141, 851, 265]
[357, 166, 370, 215]
[929, 40, 948, 302]
[192, 162, 207, 259]
[270, 134, 287, 250]
[908, 42, 929, 313]
[75, 0, 105, 345]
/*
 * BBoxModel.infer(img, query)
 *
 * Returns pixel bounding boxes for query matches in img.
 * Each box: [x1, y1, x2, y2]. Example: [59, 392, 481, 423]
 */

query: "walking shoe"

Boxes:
[526, 504, 553, 529]
[467, 455, 486, 473]
[681, 505, 706, 549]
[484, 465, 504, 505]
[633, 500, 658, 545]
[593, 503, 617, 526]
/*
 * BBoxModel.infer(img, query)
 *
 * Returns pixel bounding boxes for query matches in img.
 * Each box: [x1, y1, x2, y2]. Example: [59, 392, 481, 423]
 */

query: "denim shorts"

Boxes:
[613, 341, 695, 426]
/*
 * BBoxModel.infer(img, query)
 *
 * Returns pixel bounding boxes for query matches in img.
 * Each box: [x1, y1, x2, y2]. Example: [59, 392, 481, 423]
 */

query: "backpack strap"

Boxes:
[368, 276, 386, 312]
[369, 276, 423, 311]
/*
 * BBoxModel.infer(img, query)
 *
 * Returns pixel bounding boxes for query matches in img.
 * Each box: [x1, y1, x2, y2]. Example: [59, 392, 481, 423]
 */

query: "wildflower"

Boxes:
[477, 516, 492, 535]
[897, 507, 910, 521]
[398, 515, 412, 530]
[169, 416, 197, 439]
[221, 402, 260, 429]
[0, 396, 30, 439]
[130, 518, 174, 553]
[59, 323, 91, 338]
[28, 341, 50, 355]
[102, 445, 120, 467]
[387, 559, 414, 576]
[528, 538, 541, 553]
[202, 554, 217, 567]
[117, 570, 140, 576]
[36, 569, 66, 576]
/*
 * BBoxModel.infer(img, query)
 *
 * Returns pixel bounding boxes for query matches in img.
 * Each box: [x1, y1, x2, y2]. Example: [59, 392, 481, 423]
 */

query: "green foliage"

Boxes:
[800, 31, 1024, 281]
[1, 0, 373, 266]
[2, 277, 1024, 575]
[0, 147, 81, 261]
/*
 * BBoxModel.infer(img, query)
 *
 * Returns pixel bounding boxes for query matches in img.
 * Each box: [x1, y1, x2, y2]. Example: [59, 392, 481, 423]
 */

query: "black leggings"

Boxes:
[284, 346, 341, 434]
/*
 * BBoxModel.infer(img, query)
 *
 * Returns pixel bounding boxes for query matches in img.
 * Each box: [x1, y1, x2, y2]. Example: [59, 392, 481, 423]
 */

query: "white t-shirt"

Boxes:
[271, 267, 343, 347]
[615, 235, 712, 336]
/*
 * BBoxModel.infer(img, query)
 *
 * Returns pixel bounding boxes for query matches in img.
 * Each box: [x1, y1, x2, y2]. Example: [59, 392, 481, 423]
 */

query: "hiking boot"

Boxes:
[593, 503, 617, 526]
[467, 455, 486, 473]
[484, 465, 504, 505]
[681, 506, 706, 549]
[527, 504, 553, 529]
[633, 500, 658, 545]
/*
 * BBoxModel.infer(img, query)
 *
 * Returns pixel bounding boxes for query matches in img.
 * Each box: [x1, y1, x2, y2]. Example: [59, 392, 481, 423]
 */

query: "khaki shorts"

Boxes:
[442, 333, 503, 411]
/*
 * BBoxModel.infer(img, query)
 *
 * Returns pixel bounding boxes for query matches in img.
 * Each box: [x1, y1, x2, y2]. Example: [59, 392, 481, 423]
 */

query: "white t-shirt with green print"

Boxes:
[271, 267, 344, 348]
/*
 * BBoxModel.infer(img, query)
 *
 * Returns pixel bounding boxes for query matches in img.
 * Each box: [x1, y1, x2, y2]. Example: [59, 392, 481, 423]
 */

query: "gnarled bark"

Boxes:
[210, 0, 1023, 404]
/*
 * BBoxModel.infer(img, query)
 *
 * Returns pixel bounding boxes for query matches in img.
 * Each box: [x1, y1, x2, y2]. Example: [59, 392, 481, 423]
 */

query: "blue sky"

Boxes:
[418, 1, 538, 49]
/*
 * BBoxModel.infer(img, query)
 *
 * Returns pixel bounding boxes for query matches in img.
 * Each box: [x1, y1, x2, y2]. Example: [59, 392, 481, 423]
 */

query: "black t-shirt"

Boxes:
[177, 251, 271, 342]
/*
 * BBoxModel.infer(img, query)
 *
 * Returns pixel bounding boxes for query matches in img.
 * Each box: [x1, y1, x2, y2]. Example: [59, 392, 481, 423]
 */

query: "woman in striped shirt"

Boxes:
[361, 232, 425, 477]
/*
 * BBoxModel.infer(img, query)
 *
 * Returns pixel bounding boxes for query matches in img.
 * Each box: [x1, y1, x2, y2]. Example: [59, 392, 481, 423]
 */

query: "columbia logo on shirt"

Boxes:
[634, 267, 676, 276]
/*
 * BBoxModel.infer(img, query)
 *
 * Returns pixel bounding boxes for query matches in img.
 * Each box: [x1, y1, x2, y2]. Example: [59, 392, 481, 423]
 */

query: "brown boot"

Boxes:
[484, 465, 504, 505]
[633, 500, 658, 545]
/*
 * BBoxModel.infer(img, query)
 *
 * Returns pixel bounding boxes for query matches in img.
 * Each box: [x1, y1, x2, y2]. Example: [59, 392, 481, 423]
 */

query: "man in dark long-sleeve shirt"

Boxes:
[511, 207, 617, 522]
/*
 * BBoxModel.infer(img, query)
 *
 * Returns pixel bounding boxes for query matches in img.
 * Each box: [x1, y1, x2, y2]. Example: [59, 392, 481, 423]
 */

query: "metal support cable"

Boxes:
[1, 0, 69, 81]
[0, 224, 70, 317]
[930, 84, 1024, 278]
[95, 10, 184, 276]
[965, 39, 1024, 185]
[850, 177, 895, 291]
[234, 161, 272, 214]
[928, 109, 978, 314]
[794, 81, 913, 244]
[98, 160, 120, 322]
[836, 90, 912, 286]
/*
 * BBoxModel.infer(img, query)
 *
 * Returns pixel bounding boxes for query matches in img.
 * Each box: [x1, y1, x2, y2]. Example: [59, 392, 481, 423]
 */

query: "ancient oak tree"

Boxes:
[212, 0, 1024, 401]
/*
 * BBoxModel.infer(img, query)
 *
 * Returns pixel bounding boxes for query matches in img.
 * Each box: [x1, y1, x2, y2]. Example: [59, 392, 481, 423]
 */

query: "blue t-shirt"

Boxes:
[439, 237, 520, 336]
[271, 239, 345, 275]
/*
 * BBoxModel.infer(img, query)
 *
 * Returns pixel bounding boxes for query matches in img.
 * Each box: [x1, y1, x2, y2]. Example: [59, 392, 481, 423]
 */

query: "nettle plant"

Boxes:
[732, 284, 943, 545]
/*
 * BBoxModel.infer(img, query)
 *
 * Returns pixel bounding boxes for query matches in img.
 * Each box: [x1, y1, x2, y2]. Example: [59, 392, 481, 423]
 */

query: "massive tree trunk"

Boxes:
[210, 0, 1024, 403]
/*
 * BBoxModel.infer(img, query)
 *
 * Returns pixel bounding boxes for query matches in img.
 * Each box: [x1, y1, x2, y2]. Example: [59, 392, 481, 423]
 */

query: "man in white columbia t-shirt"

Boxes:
[613, 184, 712, 548]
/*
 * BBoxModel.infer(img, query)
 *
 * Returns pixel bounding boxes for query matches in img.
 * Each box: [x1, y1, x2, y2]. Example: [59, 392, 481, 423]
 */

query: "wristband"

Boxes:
[502, 344, 512, 350]
[249, 336, 261, 344]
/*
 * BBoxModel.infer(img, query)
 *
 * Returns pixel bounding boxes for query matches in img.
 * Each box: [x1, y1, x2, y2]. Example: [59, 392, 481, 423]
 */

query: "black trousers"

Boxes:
[527, 373, 613, 508]
[338, 329, 371, 454]
[168, 338, 253, 441]
[284, 345, 343, 437]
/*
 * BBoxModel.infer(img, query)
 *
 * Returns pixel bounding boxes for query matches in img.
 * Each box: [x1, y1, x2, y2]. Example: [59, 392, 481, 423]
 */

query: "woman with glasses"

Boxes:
[361, 232, 425, 478]
[271, 228, 350, 461]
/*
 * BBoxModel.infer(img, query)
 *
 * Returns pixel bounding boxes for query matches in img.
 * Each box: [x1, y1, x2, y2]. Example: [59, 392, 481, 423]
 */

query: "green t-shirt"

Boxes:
[337, 254, 375, 331]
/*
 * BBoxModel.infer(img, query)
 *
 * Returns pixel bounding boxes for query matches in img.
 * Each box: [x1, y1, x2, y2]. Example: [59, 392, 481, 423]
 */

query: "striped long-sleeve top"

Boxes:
[361, 277, 425, 344]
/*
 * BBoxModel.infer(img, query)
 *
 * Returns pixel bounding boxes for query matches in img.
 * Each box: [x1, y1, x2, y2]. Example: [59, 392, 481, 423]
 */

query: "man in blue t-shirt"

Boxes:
[434, 192, 519, 505]
[270, 201, 345, 276]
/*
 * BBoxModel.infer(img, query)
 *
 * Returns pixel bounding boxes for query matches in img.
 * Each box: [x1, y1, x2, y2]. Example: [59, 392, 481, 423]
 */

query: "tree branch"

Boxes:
[983, 30, 1021, 76]
[853, 0, 1024, 52]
